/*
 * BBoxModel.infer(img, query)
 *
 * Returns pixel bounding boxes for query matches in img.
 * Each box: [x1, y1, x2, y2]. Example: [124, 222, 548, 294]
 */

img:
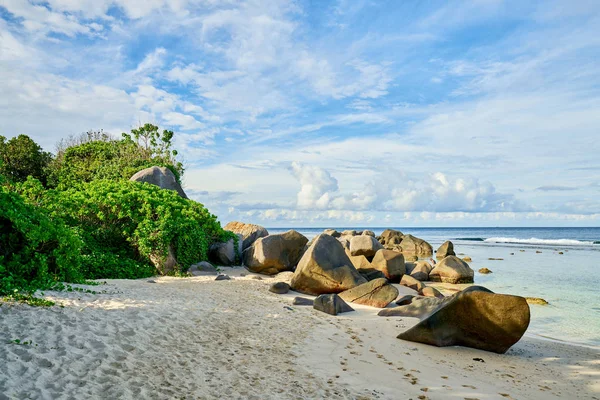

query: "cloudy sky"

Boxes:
[1, 0, 600, 227]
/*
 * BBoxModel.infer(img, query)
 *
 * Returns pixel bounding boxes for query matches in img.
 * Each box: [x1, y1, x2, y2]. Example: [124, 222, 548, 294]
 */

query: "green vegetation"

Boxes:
[0, 125, 232, 303]
[50, 125, 183, 188]
[0, 134, 52, 185]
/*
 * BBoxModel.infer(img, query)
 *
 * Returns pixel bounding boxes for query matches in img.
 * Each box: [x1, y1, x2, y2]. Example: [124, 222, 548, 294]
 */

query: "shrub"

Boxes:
[49, 124, 183, 188]
[0, 134, 52, 185]
[19, 179, 234, 278]
[0, 185, 83, 295]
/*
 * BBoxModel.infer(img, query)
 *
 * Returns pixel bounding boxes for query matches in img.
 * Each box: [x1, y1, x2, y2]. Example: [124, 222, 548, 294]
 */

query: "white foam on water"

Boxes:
[484, 237, 596, 246]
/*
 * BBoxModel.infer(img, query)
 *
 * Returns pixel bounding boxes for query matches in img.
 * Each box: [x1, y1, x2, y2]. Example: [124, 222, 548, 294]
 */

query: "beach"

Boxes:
[1, 270, 598, 400]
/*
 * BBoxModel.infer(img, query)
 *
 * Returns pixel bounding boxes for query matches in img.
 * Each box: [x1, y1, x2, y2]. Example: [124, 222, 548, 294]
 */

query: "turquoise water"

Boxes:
[268, 227, 600, 346]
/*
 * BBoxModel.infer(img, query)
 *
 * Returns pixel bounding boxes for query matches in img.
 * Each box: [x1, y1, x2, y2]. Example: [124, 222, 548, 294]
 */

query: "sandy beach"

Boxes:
[1, 269, 598, 400]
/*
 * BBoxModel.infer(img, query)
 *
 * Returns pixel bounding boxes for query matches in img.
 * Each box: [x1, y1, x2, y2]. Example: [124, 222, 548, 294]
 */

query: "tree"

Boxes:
[0, 135, 52, 185]
[48, 124, 183, 188]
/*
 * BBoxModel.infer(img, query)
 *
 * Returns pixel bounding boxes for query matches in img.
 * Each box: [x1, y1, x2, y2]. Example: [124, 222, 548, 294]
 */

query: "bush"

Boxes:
[0, 134, 52, 186]
[49, 124, 183, 188]
[19, 178, 234, 278]
[0, 185, 83, 295]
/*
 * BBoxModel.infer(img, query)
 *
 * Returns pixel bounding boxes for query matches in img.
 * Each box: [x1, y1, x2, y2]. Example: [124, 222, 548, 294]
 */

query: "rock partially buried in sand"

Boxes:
[223, 221, 269, 251]
[243, 230, 308, 275]
[188, 261, 218, 276]
[215, 274, 231, 281]
[269, 282, 290, 294]
[396, 295, 416, 306]
[338, 278, 399, 308]
[400, 274, 425, 292]
[313, 294, 354, 316]
[290, 234, 367, 295]
[419, 286, 444, 299]
[350, 235, 384, 257]
[370, 249, 405, 282]
[525, 297, 549, 305]
[479, 268, 493, 274]
[436, 241, 455, 259]
[379, 296, 445, 318]
[292, 297, 314, 306]
[429, 255, 474, 284]
[397, 286, 530, 354]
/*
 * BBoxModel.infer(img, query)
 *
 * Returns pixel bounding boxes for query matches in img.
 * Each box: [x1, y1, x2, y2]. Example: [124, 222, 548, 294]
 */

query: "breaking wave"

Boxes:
[484, 237, 598, 246]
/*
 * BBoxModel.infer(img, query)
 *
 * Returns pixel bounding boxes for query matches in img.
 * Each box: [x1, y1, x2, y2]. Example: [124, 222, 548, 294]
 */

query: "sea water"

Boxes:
[268, 227, 600, 346]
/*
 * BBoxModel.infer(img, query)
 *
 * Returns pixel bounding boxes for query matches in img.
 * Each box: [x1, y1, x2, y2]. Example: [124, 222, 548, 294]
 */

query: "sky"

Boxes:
[1, 0, 600, 228]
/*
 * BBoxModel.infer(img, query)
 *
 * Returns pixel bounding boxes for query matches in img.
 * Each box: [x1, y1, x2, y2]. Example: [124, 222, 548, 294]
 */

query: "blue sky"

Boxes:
[1, 0, 600, 227]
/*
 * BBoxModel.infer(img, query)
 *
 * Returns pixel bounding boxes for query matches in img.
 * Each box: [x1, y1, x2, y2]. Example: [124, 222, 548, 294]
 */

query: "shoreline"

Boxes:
[1, 270, 599, 399]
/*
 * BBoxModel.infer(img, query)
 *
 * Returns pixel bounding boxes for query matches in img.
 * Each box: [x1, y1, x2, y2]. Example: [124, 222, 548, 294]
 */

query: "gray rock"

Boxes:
[223, 221, 269, 251]
[350, 235, 384, 257]
[130, 166, 187, 198]
[188, 261, 218, 276]
[313, 294, 354, 315]
[429, 255, 474, 284]
[243, 230, 308, 275]
[292, 297, 314, 306]
[370, 249, 405, 282]
[215, 274, 231, 281]
[397, 286, 530, 354]
[290, 234, 367, 295]
[379, 296, 446, 318]
[395, 295, 416, 306]
[436, 240, 456, 259]
[323, 229, 341, 238]
[410, 261, 433, 281]
[419, 286, 444, 299]
[209, 234, 242, 266]
[400, 274, 425, 292]
[269, 282, 290, 294]
[338, 278, 399, 308]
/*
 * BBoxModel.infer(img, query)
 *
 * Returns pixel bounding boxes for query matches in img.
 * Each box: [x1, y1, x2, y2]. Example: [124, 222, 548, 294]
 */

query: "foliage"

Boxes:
[0, 185, 83, 296]
[0, 135, 52, 185]
[49, 124, 183, 188]
[2, 293, 56, 307]
[18, 178, 234, 278]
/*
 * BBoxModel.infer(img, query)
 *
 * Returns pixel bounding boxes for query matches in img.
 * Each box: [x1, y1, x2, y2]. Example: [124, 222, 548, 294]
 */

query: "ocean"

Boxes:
[268, 227, 600, 346]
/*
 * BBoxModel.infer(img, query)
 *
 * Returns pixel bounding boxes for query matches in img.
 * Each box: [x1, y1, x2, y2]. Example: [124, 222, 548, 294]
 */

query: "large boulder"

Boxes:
[436, 241, 455, 259]
[397, 286, 530, 354]
[377, 229, 403, 247]
[313, 294, 354, 315]
[209, 234, 242, 266]
[130, 166, 188, 199]
[362, 230, 375, 237]
[370, 249, 405, 282]
[290, 234, 367, 295]
[396, 234, 433, 258]
[323, 229, 341, 238]
[410, 261, 433, 281]
[224, 221, 269, 251]
[350, 235, 384, 258]
[339, 278, 399, 308]
[243, 230, 308, 275]
[429, 255, 474, 284]
[149, 245, 178, 275]
[378, 296, 445, 318]
[400, 274, 425, 292]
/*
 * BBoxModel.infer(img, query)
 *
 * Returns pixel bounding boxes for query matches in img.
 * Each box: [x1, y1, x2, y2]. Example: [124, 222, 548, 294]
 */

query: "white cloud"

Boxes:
[289, 162, 339, 209]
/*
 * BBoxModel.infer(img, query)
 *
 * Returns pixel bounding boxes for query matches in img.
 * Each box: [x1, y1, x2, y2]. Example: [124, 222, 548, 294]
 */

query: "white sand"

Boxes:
[1, 268, 598, 400]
